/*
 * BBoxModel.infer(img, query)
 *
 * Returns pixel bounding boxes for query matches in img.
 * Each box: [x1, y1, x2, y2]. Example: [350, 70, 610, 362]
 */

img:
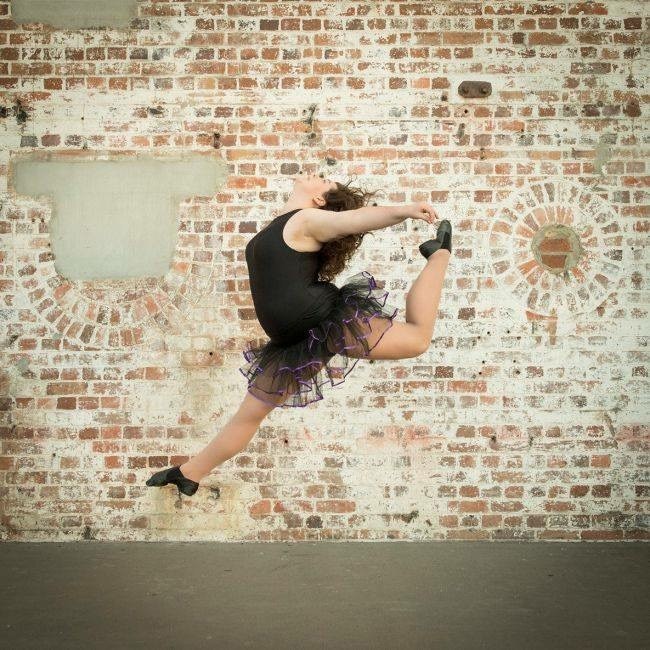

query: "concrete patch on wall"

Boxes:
[11, 0, 139, 29]
[10, 154, 224, 280]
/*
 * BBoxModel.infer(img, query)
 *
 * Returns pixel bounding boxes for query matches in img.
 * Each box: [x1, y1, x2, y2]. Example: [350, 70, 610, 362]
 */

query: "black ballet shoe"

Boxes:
[145, 465, 200, 497]
[419, 219, 452, 259]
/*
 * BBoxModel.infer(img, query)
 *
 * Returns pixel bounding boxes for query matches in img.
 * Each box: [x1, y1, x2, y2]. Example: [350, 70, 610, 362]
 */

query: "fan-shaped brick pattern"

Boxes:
[489, 181, 624, 320]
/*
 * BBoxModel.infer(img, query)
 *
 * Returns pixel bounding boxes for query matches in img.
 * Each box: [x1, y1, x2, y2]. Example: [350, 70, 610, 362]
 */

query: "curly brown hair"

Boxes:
[315, 179, 383, 283]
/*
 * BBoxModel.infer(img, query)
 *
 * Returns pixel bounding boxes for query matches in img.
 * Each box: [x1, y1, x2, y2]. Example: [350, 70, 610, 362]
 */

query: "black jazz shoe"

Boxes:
[146, 465, 199, 497]
[419, 219, 452, 259]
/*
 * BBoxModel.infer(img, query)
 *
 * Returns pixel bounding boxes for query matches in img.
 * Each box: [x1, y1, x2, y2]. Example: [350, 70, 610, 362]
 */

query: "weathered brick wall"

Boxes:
[0, 1, 647, 542]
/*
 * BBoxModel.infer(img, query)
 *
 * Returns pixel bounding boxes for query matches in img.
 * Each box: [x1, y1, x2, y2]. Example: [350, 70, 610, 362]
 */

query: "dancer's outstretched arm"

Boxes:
[303, 202, 437, 243]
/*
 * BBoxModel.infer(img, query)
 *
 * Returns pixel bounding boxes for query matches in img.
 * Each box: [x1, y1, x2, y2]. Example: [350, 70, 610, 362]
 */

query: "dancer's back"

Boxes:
[245, 209, 339, 345]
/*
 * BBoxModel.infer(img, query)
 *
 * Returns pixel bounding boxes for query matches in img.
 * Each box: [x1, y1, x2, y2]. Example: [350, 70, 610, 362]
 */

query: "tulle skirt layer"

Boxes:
[239, 270, 399, 408]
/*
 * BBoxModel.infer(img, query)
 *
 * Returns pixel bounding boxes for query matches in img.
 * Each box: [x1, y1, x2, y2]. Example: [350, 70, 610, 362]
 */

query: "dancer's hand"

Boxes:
[404, 202, 439, 225]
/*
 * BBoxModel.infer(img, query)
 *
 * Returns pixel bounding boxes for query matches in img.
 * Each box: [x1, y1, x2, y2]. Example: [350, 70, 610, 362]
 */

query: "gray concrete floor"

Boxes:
[1, 541, 648, 649]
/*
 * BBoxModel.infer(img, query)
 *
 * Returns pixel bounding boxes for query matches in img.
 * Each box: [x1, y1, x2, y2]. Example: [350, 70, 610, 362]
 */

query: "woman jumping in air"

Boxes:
[146, 171, 452, 498]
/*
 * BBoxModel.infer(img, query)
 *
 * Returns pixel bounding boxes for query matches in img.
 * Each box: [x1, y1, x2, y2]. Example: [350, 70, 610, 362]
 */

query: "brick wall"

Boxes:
[0, 1, 647, 542]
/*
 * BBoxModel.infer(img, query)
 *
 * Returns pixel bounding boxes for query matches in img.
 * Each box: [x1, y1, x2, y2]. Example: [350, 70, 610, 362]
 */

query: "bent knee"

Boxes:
[357, 321, 432, 360]
[413, 337, 431, 357]
[403, 322, 432, 357]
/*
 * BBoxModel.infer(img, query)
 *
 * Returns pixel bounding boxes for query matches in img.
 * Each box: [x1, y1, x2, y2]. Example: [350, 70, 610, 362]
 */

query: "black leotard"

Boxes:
[245, 209, 339, 346]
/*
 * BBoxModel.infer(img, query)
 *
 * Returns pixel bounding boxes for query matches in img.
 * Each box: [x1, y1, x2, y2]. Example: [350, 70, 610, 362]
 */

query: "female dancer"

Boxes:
[146, 171, 452, 498]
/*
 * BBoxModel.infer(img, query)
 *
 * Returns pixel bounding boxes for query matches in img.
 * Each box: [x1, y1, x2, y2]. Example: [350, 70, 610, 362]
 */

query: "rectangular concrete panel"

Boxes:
[11, 157, 223, 280]
[11, 0, 139, 30]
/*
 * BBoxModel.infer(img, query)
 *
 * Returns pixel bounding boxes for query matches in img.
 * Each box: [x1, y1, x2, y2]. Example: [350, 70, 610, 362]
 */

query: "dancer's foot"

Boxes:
[145, 465, 200, 497]
[419, 219, 452, 258]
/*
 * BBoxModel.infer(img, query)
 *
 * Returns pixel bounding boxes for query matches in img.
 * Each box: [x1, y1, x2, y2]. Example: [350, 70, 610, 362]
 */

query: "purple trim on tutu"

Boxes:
[307, 271, 389, 355]
[238, 270, 399, 409]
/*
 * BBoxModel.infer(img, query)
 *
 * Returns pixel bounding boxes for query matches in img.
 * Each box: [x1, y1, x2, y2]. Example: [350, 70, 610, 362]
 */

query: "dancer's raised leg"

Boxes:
[346, 248, 451, 361]
[405, 248, 451, 342]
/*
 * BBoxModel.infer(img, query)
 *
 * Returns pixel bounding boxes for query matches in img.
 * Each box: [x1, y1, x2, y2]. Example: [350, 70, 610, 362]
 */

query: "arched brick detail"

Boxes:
[489, 180, 624, 321]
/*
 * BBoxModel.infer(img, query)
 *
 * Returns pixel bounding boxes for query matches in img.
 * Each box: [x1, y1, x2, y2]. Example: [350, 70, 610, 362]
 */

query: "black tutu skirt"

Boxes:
[239, 271, 399, 408]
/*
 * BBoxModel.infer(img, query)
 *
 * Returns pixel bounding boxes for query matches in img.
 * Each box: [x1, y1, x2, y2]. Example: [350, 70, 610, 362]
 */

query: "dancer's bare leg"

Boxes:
[346, 248, 451, 361]
[405, 248, 451, 342]
[179, 392, 277, 482]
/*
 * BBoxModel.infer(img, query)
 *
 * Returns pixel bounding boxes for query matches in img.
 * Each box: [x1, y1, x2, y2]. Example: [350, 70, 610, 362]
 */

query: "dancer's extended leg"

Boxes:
[178, 391, 276, 482]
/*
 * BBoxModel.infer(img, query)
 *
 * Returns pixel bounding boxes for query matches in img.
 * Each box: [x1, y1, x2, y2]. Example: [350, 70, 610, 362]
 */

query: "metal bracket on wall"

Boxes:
[458, 81, 492, 98]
